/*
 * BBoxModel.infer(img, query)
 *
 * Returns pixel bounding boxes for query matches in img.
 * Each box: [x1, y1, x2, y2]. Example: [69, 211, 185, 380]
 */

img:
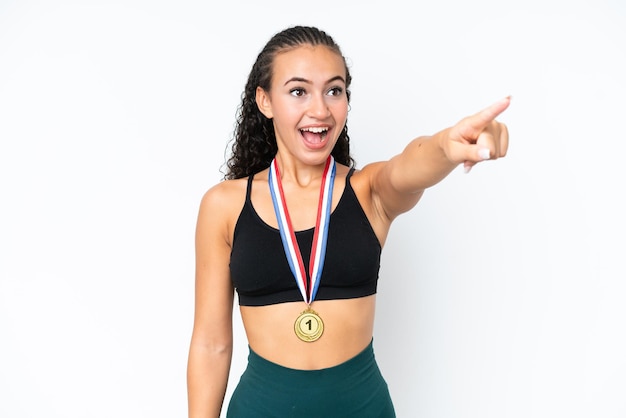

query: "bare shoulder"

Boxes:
[200, 177, 248, 209]
[347, 161, 387, 203]
[349, 161, 385, 187]
[351, 159, 422, 224]
[345, 162, 395, 245]
[197, 177, 249, 246]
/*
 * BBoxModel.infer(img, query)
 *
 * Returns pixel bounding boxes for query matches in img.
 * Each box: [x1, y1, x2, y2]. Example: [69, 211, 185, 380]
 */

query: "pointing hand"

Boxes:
[441, 96, 511, 173]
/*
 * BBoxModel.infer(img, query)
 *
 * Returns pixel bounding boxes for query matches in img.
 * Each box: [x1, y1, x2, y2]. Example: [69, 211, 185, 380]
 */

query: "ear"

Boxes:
[255, 87, 273, 119]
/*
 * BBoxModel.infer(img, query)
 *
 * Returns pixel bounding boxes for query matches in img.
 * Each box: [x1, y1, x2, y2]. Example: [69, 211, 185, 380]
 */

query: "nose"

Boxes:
[308, 93, 331, 119]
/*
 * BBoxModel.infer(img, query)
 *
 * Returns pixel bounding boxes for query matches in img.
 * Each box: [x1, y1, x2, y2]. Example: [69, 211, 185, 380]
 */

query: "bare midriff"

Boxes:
[240, 294, 376, 370]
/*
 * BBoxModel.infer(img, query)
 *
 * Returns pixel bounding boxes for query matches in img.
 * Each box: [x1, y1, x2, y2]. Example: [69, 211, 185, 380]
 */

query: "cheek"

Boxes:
[333, 103, 349, 124]
[272, 104, 300, 126]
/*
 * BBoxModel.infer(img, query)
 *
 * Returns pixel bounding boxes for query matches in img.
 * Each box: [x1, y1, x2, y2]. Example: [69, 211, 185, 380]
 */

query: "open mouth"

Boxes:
[300, 127, 329, 144]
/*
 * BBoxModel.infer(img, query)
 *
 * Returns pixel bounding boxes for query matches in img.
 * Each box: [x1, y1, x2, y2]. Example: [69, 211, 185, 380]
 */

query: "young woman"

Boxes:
[187, 26, 510, 418]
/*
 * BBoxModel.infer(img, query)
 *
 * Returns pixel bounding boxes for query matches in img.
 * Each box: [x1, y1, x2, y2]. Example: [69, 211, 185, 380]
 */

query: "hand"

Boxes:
[441, 96, 511, 173]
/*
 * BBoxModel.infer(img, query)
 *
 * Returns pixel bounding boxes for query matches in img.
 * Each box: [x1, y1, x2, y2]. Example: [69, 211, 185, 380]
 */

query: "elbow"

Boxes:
[189, 328, 233, 357]
[191, 338, 233, 356]
[210, 340, 233, 356]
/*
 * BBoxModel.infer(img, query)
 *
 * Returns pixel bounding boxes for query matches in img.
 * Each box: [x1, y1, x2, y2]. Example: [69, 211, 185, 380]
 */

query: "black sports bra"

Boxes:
[230, 168, 381, 306]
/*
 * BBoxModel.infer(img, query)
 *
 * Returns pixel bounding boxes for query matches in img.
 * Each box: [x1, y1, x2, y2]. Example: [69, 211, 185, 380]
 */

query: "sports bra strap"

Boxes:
[245, 174, 255, 203]
[347, 167, 355, 181]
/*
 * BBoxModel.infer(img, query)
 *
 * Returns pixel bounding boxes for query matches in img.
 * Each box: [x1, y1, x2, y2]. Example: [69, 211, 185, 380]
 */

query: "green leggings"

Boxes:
[226, 340, 396, 417]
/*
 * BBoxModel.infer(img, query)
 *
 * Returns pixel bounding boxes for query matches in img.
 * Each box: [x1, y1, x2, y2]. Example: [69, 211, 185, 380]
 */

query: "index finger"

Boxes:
[468, 96, 512, 129]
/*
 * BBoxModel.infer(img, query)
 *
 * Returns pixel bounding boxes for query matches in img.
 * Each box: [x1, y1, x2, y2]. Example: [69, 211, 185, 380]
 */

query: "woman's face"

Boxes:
[256, 45, 349, 166]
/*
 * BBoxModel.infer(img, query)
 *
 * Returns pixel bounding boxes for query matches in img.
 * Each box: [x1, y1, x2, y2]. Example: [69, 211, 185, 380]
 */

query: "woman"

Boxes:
[187, 26, 509, 417]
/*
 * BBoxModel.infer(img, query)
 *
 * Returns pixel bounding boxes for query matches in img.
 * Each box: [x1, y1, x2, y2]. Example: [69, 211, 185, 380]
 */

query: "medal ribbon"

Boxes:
[268, 156, 336, 304]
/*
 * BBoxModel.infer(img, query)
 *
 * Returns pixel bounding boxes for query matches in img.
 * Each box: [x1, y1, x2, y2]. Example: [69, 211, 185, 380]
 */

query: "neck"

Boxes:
[273, 153, 331, 188]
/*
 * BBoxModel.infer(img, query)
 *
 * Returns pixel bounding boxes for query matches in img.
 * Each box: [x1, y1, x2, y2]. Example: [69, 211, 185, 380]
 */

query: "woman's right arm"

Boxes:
[187, 184, 236, 418]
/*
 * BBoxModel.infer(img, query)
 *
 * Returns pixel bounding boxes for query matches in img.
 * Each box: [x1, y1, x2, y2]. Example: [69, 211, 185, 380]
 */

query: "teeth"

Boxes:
[301, 127, 328, 133]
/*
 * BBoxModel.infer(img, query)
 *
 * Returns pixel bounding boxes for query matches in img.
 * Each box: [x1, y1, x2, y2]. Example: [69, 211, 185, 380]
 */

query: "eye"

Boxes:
[289, 88, 306, 97]
[327, 87, 343, 97]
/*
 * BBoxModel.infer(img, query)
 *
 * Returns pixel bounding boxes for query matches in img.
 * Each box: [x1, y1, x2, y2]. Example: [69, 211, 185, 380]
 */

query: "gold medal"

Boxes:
[294, 307, 324, 342]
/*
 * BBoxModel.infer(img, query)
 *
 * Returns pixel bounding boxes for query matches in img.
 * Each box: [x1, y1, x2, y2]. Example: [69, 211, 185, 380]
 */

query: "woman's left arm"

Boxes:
[370, 96, 511, 221]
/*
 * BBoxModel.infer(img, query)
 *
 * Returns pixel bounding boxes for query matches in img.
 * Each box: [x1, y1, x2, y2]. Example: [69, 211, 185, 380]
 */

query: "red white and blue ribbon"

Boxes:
[268, 156, 336, 305]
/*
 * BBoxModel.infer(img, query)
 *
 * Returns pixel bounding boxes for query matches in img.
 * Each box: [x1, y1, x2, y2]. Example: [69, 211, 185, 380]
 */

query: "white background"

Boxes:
[1, 0, 625, 417]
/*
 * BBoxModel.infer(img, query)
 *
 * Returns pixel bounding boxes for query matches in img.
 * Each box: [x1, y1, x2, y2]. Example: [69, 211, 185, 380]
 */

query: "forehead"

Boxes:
[271, 45, 346, 85]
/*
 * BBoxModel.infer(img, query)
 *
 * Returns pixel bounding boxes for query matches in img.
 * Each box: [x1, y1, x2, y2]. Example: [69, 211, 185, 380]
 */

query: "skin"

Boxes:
[187, 45, 510, 418]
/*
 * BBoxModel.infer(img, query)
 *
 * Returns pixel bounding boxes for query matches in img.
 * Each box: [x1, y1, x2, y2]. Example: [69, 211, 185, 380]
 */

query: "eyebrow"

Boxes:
[283, 75, 346, 86]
